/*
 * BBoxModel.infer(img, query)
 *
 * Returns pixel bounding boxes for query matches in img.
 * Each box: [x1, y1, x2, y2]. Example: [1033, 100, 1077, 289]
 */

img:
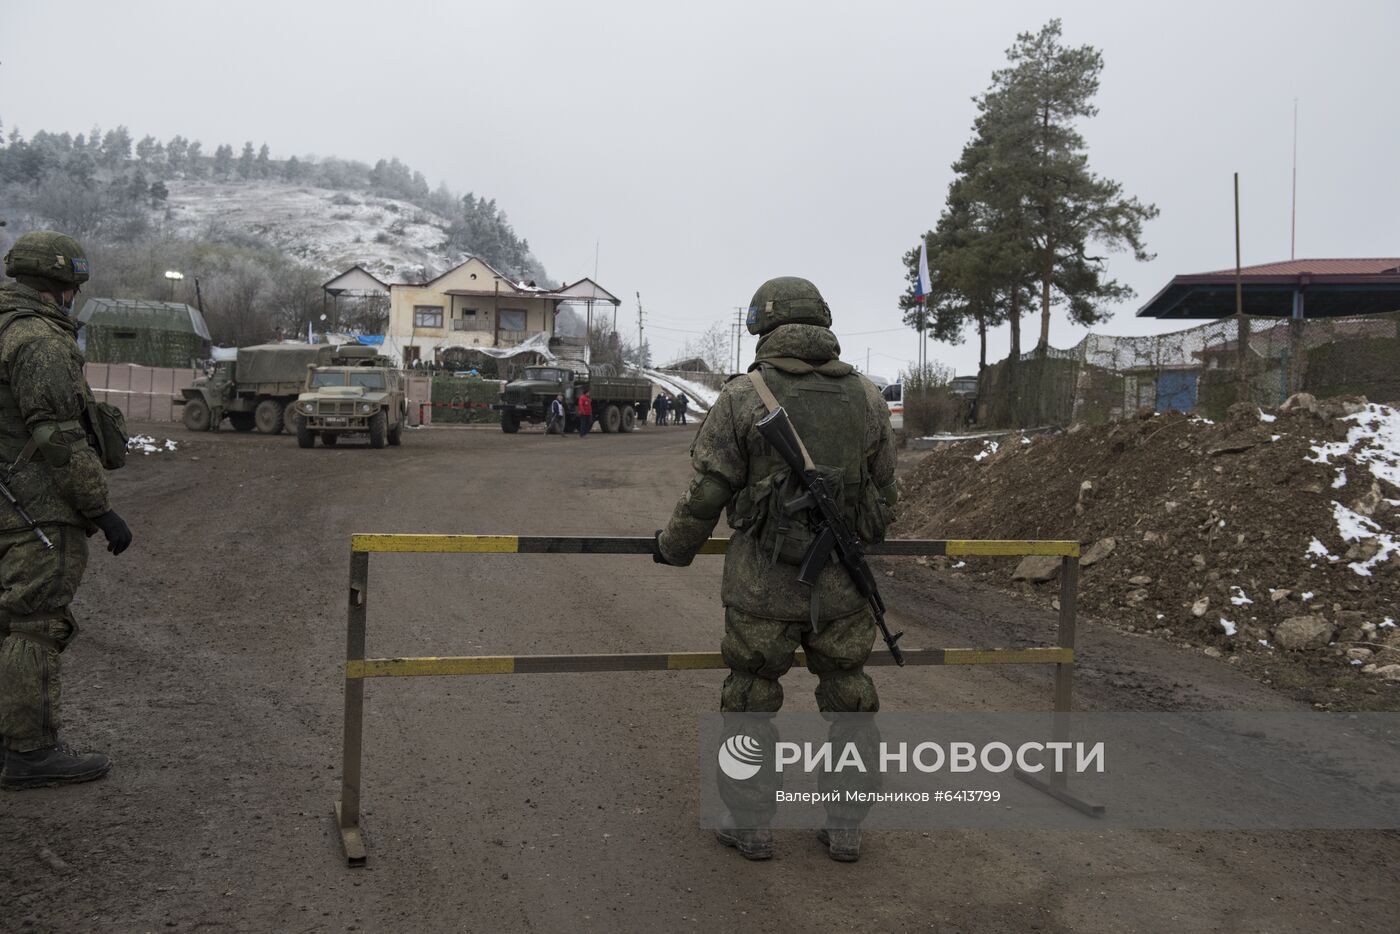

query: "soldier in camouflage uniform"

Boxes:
[0, 231, 133, 789]
[654, 277, 897, 861]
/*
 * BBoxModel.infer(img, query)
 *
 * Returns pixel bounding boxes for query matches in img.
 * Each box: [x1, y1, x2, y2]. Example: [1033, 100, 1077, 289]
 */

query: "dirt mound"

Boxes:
[894, 396, 1400, 697]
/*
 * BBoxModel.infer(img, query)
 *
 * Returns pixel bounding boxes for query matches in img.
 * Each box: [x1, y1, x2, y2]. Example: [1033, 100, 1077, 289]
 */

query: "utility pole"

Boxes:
[636, 292, 645, 370]
[732, 307, 745, 373]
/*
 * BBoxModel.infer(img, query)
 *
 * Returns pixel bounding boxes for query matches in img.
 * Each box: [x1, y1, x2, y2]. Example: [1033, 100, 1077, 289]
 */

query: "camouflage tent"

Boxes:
[76, 298, 212, 368]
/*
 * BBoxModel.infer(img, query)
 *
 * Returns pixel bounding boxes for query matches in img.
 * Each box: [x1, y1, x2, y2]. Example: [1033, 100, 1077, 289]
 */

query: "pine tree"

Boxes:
[256, 143, 271, 177]
[213, 143, 233, 177]
[980, 20, 1158, 351]
[237, 142, 255, 179]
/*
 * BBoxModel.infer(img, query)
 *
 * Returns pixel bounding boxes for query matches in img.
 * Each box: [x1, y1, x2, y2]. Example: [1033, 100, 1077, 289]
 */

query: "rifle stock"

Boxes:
[755, 406, 905, 665]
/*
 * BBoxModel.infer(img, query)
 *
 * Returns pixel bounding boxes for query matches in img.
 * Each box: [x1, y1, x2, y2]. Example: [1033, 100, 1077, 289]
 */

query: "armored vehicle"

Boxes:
[292, 353, 406, 449]
[492, 362, 651, 434]
[178, 343, 351, 434]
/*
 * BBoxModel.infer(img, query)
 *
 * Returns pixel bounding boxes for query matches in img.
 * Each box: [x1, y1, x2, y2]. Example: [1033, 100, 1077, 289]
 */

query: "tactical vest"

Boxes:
[0, 293, 124, 529]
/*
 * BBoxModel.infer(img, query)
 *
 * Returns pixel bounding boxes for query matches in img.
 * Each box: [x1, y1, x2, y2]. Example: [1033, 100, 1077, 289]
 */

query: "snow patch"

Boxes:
[973, 441, 999, 462]
[643, 371, 717, 412]
[1330, 501, 1400, 577]
[1219, 618, 1237, 636]
[1258, 409, 1277, 423]
[127, 435, 178, 455]
[1229, 587, 1253, 606]
[1308, 403, 1400, 490]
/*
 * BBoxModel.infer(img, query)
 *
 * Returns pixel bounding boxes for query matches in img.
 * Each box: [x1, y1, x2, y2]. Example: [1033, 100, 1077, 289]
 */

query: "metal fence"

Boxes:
[976, 312, 1400, 428]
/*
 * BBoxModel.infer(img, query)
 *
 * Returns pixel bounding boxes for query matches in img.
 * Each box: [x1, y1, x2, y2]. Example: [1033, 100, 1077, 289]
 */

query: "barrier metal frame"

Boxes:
[335, 535, 1093, 867]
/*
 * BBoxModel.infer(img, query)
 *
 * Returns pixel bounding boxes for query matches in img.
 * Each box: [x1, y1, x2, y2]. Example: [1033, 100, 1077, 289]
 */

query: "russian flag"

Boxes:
[916, 238, 931, 304]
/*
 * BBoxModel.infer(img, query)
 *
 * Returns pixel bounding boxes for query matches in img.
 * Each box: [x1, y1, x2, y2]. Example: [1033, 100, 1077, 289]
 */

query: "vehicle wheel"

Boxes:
[619, 405, 636, 432]
[283, 403, 299, 434]
[255, 398, 286, 434]
[296, 416, 315, 448]
[181, 399, 211, 432]
[388, 420, 402, 446]
[602, 404, 621, 433]
[368, 410, 387, 449]
[501, 412, 520, 434]
[228, 411, 255, 432]
[321, 432, 338, 446]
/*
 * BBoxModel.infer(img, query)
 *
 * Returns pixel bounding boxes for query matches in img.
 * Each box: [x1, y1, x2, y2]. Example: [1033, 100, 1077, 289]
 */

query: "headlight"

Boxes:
[358, 402, 373, 414]
[298, 401, 313, 413]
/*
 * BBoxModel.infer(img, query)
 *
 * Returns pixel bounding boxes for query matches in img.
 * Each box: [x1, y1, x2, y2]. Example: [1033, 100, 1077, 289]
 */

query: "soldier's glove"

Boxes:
[652, 530, 675, 566]
[93, 510, 132, 555]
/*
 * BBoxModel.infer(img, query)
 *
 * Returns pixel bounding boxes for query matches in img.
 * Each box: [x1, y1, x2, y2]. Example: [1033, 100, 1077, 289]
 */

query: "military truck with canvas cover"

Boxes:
[178, 343, 349, 434]
[292, 350, 406, 449]
[492, 362, 651, 434]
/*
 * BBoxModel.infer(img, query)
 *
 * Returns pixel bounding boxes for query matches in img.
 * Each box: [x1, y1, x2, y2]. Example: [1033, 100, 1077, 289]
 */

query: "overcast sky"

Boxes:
[5, 0, 1399, 379]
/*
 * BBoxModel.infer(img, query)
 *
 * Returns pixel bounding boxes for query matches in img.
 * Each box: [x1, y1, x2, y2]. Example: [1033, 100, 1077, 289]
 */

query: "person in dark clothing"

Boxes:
[675, 392, 690, 425]
[653, 393, 668, 426]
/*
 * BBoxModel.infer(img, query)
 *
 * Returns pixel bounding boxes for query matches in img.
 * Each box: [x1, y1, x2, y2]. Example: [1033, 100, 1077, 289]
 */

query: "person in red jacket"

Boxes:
[577, 390, 593, 437]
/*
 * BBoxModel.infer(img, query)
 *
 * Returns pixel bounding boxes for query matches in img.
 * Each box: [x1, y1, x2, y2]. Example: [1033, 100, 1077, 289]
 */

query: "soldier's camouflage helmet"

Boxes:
[3, 230, 91, 288]
[745, 276, 832, 336]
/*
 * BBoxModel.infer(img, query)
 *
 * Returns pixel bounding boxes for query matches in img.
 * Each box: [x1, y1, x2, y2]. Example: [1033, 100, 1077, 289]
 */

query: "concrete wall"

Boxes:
[85, 363, 199, 423]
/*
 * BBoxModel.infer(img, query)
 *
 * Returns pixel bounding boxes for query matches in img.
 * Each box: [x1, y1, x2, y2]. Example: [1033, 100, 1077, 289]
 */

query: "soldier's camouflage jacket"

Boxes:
[658, 323, 897, 621]
[0, 283, 111, 530]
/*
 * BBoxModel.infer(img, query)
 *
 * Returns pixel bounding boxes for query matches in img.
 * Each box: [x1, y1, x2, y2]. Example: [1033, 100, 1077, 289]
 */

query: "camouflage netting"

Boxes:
[978, 313, 1400, 428]
[76, 298, 212, 368]
[429, 376, 503, 423]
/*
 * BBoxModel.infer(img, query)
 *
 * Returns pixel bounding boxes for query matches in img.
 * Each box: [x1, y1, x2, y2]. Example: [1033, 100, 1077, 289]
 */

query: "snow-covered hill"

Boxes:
[164, 180, 461, 283]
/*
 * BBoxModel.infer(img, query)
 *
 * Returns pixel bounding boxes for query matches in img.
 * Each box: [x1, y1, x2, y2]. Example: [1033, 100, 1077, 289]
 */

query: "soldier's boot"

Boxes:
[817, 822, 862, 862]
[714, 813, 774, 861]
[1, 743, 110, 790]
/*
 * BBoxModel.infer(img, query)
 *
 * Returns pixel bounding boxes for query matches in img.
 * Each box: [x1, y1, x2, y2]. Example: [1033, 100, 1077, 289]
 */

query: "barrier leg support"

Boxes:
[1013, 555, 1103, 816]
[337, 550, 369, 866]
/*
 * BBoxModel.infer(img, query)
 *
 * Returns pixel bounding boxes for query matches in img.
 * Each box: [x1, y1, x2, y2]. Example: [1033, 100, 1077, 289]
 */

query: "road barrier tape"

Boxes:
[334, 534, 1087, 866]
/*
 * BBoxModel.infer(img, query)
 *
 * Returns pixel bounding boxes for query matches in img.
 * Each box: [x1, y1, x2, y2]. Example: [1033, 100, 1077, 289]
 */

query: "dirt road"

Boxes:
[2, 425, 1396, 933]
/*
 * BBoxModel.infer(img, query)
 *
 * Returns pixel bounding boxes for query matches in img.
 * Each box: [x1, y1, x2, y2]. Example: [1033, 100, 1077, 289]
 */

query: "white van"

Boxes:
[882, 382, 903, 430]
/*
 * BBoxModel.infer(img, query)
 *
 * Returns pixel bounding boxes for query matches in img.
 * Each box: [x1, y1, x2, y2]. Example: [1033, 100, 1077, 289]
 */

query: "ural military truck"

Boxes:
[292, 350, 406, 449]
[492, 362, 651, 434]
[178, 343, 349, 434]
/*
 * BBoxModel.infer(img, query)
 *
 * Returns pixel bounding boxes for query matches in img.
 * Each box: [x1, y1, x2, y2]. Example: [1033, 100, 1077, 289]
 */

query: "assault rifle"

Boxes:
[755, 406, 904, 665]
[0, 474, 54, 550]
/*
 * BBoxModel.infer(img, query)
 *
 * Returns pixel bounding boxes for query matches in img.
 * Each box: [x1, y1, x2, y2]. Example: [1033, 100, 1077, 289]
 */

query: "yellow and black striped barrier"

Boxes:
[334, 534, 1082, 866]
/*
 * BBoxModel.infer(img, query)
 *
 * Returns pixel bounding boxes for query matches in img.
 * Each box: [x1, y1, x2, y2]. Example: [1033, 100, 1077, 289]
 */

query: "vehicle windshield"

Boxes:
[523, 367, 566, 382]
[310, 370, 386, 389]
[348, 372, 386, 389]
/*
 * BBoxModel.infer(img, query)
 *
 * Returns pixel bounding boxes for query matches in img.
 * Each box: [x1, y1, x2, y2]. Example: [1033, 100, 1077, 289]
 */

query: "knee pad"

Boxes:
[721, 672, 784, 713]
[815, 670, 879, 713]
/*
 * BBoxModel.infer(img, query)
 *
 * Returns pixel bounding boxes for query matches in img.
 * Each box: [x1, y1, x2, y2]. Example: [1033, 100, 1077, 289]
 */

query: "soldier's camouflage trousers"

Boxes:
[718, 606, 881, 825]
[720, 605, 879, 714]
[0, 525, 87, 752]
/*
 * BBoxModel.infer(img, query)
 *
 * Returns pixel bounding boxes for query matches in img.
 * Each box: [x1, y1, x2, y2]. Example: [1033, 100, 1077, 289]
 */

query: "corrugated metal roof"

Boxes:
[1203, 259, 1400, 276]
[76, 298, 212, 340]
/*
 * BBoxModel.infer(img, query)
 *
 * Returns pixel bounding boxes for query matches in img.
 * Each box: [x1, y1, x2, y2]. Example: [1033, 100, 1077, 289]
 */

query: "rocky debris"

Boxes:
[1081, 537, 1115, 568]
[1272, 616, 1335, 650]
[1011, 555, 1061, 583]
[1371, 664, 1400, 681]
[893, 397, 1400, 685]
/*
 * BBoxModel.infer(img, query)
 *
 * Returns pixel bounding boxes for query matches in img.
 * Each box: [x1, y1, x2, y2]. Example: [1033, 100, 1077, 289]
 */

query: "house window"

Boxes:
[403, 345, 421, 367]
[414, 305, 444, 329]
[112, 329, 138, 340]
[498, 309, 527, 332]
